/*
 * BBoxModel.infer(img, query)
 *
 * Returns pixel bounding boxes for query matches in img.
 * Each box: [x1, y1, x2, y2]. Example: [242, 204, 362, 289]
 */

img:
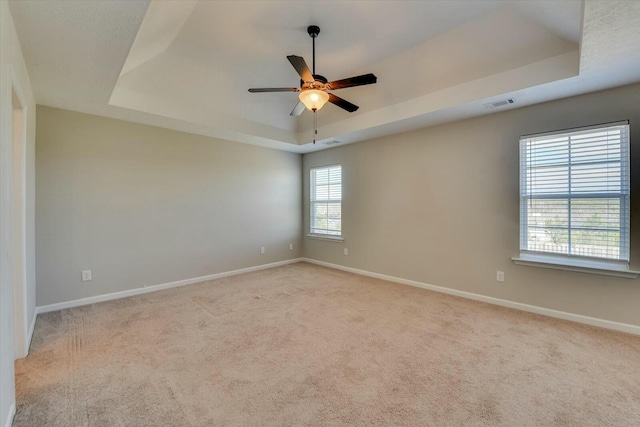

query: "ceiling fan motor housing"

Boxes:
[301, 75, 328, 91]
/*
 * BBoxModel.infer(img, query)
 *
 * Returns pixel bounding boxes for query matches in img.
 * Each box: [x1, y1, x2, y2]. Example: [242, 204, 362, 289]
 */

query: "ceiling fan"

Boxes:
[248, 25, 377, 118]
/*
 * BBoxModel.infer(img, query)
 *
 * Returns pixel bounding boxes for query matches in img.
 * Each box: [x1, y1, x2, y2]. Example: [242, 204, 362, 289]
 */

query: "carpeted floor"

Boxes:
[14, 262, 640, 426]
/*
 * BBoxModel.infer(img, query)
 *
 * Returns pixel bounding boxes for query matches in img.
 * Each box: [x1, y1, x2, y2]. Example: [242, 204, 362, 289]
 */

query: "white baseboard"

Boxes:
[4, 403, 15, 427]
[33, 256, 640, 335]
[301, 258, 640, 336]
[36, 258, 303, 314]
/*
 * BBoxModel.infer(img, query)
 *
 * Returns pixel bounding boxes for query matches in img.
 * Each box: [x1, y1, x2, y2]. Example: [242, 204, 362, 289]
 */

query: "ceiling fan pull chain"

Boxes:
[313, 111, 317, 144]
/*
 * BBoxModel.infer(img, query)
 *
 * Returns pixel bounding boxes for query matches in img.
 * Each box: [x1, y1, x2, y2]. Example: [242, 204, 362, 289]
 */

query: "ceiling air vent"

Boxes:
[484, 98, 515, 110]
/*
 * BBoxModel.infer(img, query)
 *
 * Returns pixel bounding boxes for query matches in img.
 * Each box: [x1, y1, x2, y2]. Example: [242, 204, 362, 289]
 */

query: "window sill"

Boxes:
[306, 234, 344, 242]
[512, 253, 639, 279]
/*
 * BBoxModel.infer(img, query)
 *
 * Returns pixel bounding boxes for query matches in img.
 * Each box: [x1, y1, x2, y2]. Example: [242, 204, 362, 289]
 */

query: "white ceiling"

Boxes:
[8, 0, 640, 153]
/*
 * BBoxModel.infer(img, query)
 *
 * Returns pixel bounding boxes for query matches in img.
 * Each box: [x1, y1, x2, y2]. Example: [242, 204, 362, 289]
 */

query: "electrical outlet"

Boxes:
[496, 271, 504, 282]
[344, 248, 349, 256]
[260, 247, 265, 254]
[289, 243, 293, 251]
[82, 270, 92, 282]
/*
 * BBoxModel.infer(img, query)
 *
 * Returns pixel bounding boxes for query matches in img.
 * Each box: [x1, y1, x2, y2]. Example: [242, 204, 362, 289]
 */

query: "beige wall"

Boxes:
[1, 0, 37, 423]
[36, 106, 302, 306]
[303, 83, 640, 327]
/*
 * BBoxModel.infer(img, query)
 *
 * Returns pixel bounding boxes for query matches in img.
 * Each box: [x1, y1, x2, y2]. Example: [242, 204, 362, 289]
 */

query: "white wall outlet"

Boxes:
[496, 271, 504, 282]
[344, 248, 349, 256]
[260, 246, 265, 254]
[289, 243, 293, 251]
[82, 270, 92, 282]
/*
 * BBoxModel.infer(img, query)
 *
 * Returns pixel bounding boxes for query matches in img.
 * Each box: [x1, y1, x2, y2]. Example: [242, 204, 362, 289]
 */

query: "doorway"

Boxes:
[11, 84, 28, 359]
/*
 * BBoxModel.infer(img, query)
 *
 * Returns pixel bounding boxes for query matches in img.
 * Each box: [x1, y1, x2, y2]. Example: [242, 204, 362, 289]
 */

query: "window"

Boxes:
[310, 165, 342, 237]
[519, 121, 630, 268]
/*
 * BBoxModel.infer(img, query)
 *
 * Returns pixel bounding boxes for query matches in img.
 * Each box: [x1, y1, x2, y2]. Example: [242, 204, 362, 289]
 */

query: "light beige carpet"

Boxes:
[14, 262, 640, 426]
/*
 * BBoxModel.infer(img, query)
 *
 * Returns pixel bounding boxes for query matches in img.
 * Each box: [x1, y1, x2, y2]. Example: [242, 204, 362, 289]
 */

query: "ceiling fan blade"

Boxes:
[290, 101, 305, 117]
[287, 55, 314, 82]
[327, 73, 377, 90]
[248, 87, 300, 93]
[328, 93, 359, 112]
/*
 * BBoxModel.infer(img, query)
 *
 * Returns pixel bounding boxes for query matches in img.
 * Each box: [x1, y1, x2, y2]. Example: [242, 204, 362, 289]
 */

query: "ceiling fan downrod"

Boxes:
[308, 25, 320, 75]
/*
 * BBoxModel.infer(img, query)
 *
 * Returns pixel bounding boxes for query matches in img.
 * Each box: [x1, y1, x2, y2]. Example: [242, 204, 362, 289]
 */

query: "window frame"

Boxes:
[308, 164, 343, 240]
[513, 121, 637, 277]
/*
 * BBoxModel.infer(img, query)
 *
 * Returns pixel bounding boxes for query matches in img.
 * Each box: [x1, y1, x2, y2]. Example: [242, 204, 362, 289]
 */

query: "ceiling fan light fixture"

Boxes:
[299, 89, 329, 111]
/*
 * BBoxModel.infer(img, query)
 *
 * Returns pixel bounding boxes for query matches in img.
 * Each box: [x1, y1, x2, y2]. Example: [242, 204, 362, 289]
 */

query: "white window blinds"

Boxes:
[310, 165, 342, 236]
[519, 121, 630, 262]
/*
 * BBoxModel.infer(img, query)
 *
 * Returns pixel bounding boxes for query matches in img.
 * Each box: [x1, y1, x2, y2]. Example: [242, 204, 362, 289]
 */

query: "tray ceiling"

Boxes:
[8, 1, 640, 152]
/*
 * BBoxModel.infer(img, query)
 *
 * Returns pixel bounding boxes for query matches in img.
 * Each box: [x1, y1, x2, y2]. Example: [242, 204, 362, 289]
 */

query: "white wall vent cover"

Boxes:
[484, 98, 515, 109]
